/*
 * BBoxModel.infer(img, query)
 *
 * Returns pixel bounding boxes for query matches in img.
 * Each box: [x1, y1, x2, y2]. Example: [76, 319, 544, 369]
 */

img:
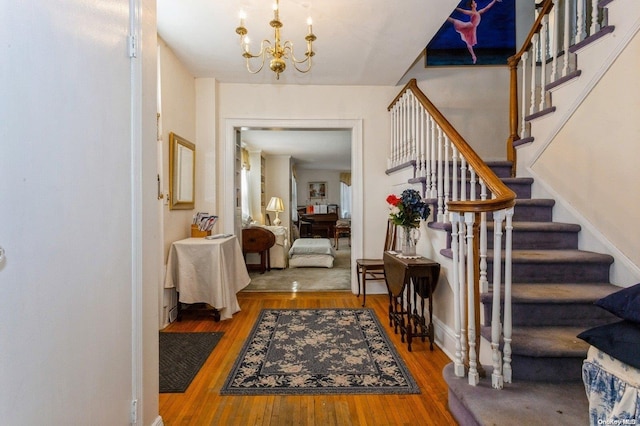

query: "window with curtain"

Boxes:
[291, 173, 298, 222]
[340, 172, 352, 219]
[241, 148, 251, 222]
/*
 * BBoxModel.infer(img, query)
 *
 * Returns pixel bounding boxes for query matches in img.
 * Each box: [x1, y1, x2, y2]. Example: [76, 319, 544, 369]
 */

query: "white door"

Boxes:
[0, 1, 157, 424]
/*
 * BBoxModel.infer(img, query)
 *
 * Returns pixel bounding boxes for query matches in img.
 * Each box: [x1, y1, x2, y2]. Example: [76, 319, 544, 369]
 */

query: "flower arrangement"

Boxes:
[386, 189, 430, 228]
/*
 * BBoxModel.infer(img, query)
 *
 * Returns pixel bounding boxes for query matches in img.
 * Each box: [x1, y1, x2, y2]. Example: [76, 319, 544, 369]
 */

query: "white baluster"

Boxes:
[502, 207, 514, 383]
[491, 210, 505, 389]
[459, 215, 468, 369]
[430, 116, 437, 199]
[443, 136, 451, 220]
[551, 1, 559, 81]
[450, 212, 465, 377]
[479, 180, 488, 294]
[520, 52, 528, 137]
[420, 105, 427, 178]
[436, 126, 445, 222]
[415, 98, 422, 175]
[451, 146, 459, 204]
[540, 14, 548, 111]
[590, 0, 599, 36]
[469, 166, 477, 201]
[465, 212, 479, 386]
[460, 158, 467, 201]
[400, 95, 405, 163]
[576, 0, 586, 44]
[413, 96, 420, 163]
[530, 36, 538, 115]
[563, 0, 571, 77]
[390, 105, 396, 168]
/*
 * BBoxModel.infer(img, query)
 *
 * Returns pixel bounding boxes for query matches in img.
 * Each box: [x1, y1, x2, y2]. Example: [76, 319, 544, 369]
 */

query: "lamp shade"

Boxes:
[266, 196, 284, 212]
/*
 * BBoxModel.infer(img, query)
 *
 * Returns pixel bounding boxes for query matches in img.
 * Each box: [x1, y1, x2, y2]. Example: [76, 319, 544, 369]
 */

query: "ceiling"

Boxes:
[241, 129, 352, 170]
[157, 0, 459, 169]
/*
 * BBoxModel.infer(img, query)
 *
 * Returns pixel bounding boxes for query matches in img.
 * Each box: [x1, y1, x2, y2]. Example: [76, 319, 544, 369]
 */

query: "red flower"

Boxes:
[386, 194, 401, 206]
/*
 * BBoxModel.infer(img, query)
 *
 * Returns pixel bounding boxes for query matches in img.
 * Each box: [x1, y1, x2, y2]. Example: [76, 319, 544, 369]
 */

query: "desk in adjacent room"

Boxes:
[383, 251, 440, 351]
[164, 236, 250, 321]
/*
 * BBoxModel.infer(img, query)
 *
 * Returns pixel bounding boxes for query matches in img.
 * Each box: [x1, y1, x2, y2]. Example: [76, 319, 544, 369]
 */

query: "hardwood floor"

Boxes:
[160, 291, 458, 425]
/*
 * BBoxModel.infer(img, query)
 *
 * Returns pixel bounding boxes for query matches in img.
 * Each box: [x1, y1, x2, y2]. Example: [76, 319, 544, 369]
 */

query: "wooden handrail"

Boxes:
[396, 79, 516, 214]
[508, 0, 554, 68]
[506, 0, 555, 174]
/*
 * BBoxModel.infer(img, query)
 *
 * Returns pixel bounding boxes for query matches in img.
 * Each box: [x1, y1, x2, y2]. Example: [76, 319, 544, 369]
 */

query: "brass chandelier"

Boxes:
[235, 0, 316, 80]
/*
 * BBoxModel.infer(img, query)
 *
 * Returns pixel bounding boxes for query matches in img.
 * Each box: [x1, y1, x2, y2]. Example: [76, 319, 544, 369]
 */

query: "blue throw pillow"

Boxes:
[577, 320, 640, 369]
[595, 283, 640, 324]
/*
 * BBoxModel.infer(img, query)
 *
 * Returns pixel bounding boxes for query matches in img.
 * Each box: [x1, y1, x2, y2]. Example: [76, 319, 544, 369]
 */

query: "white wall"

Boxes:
[159, 38, 197, 258]
[296, 169, 343, 207]
[216, 84, 397, 261]
[265, 155, 292, 230]
[0, 1, 159, 424]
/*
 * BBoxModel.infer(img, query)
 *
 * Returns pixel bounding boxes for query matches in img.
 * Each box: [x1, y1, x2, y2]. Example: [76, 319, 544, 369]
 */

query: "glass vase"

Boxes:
[401, 226, 420, 256]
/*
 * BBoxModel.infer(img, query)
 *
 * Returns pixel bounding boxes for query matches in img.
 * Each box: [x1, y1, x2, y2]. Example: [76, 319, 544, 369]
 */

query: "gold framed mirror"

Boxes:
[169, 132, 195, 210]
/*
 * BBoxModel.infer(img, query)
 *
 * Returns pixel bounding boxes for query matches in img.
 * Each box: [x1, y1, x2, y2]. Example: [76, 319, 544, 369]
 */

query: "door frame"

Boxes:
[223, 118, 363, 293]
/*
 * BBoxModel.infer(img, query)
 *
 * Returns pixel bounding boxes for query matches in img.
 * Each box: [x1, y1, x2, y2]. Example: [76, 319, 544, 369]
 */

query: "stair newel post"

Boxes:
[450, 212, 465, 377]
[465, 211, 480, 385]
[507, 55, 520, 177]
[491, 210, 505, 389]
[502, 207, 515, 383]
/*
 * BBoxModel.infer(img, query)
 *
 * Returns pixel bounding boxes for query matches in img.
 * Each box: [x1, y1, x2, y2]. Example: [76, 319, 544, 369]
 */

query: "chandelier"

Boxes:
[235, 0, 316, 80]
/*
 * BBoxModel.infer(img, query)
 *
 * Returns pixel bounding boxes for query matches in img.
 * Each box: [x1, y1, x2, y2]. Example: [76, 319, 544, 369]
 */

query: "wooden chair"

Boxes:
[355, 220, 397, 306]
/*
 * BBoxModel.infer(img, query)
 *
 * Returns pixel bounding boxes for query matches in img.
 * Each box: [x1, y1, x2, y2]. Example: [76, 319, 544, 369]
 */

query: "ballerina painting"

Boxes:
[426, 0, 515, 66]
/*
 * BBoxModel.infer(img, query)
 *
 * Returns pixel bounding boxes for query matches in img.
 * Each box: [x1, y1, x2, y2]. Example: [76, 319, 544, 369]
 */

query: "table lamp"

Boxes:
[266, 196, 285, 226]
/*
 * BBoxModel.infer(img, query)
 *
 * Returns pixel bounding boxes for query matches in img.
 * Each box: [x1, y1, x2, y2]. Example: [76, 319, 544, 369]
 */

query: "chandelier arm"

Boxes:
[243, 40, 273, 74]
[282, 42, 314, 67]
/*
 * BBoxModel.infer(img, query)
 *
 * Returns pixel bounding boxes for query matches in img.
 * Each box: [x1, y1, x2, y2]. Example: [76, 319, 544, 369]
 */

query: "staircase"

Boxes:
[440, 160, 619, 425]
[385, 0, 637, 423]
[437, 0, 640, 423]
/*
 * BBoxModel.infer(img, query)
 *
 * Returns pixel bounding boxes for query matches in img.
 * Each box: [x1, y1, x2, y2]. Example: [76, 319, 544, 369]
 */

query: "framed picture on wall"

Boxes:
[426, 0, 516, 66]
[308, 182, 327, 199]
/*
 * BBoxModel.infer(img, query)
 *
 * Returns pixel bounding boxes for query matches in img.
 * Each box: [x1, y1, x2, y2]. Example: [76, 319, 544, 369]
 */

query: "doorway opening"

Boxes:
[223, 119, 363, 294]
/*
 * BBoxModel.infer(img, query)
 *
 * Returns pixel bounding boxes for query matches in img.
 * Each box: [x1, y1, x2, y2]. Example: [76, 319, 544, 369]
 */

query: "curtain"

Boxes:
[340, 182, 352, 219]
[339, 172, 351, 186]
[241, 148, 251, 171]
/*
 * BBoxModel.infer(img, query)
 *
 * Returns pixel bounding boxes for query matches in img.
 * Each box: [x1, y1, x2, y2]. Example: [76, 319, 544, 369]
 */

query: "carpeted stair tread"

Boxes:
[486, 160, 513, 177]
[482, 282, 620, 303]
[444, 363, 589, 425]
[514, 198, 555, 207]
[486, 221, 581, 233]
[442, 248, 615, 264]
[493, 249, 614, 264]
[481, 325, 589, 357]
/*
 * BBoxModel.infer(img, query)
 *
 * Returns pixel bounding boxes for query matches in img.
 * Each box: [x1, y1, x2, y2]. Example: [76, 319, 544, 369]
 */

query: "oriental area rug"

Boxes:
[159, 331, 223, 393]
[220, 308, 420, 395]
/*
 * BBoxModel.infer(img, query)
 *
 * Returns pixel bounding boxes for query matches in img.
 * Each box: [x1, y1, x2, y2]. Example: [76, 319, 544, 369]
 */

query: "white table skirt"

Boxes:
[164, 236, 250, 320]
